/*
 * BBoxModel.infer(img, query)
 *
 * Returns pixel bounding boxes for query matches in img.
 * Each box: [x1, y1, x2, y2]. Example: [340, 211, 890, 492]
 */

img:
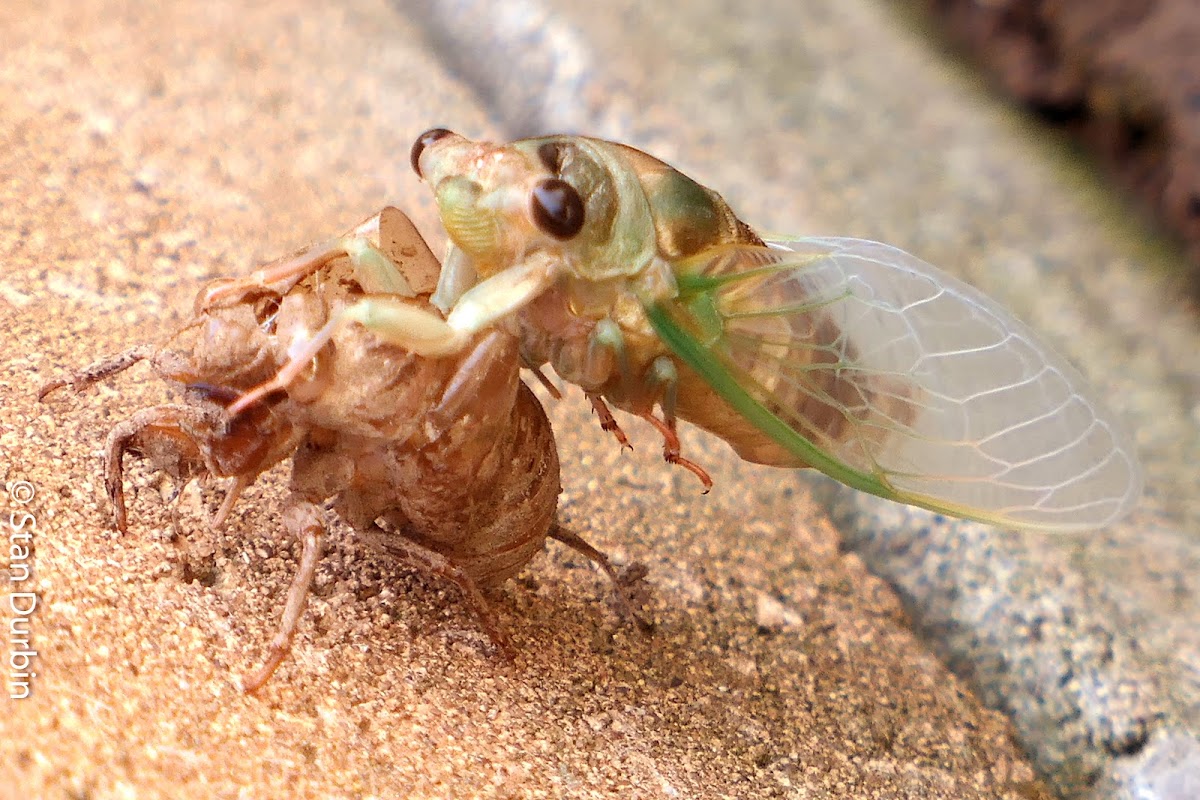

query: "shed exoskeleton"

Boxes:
[41, 207, 639, 691]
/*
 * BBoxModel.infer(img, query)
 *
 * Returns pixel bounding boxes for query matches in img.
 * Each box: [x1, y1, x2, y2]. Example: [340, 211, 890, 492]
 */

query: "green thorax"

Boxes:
[516, 136, 760, 284]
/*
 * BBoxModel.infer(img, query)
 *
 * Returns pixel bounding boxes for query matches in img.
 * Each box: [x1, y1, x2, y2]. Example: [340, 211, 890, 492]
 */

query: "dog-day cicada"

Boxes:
[224, 130, 1142, 533]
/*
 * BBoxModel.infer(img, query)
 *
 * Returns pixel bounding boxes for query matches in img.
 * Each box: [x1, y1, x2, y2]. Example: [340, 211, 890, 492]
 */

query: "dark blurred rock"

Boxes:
[917, 0, 1200, 291]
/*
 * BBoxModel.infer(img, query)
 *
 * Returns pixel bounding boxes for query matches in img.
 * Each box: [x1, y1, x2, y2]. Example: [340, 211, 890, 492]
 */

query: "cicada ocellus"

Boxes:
[226, 129, 1143, 532]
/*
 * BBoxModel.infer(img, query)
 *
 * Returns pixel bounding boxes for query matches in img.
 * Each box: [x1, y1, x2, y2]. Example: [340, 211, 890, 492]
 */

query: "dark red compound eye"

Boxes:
[530, 178, 584, 240]
[410, 128, 454, 177]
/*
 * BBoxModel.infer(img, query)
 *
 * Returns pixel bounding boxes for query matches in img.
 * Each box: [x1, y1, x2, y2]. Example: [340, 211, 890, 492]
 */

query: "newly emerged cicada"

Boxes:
[223, 130, 1143, 533]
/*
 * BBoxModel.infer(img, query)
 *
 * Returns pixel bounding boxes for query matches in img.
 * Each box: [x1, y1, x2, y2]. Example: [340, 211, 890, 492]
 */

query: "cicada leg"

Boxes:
[584, 322, 635, 449]
[37, 344, 156, 400]
[210, 474, 251, 531]
[225, 296, 469, 416]
[242, 498, 327, 693]
[199, 211, 418, 312]
[224, 318, 339, 415]
[102, 403, 230, 532]
[637, 411, 714, 492]
[586, 393, 632, 450]
[200, 239, 357, 310]
[430, 243, 479, 314]
[229, 250, 562, 416]
[640, 356, 714, 492]
[589, 319, 634, 389]
[549, 525, 653, 633]
[586, 323, 714, 491]
[357, 524, 516, 659]
[521, 356, 563, 400]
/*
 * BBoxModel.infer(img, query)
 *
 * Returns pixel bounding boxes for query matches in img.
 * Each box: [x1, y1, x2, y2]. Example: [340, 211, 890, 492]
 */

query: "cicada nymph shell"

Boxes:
[42, 207, 640, 690]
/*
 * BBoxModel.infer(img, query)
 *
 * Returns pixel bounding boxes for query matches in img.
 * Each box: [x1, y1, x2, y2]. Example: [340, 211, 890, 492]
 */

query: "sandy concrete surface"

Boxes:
[3, 0, 1196, 799]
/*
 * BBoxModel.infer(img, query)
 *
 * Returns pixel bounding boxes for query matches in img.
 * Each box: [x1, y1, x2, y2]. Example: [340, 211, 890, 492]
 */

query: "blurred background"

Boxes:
[911, 0, 1200, 297]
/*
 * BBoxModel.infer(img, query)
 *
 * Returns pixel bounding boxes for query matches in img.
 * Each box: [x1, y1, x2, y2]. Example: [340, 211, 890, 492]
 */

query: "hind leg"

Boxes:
[549, 524, 654, 633]
[358, 524, 515, 658]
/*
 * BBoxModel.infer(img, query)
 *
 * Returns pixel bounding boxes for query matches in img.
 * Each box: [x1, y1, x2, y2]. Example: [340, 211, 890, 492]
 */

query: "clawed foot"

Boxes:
[638, 412, 713, 493]
[550, 524, 654, 633]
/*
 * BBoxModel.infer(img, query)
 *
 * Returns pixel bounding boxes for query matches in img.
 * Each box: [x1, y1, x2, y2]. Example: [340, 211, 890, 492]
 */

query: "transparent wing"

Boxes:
[649, 237, 1142, 531]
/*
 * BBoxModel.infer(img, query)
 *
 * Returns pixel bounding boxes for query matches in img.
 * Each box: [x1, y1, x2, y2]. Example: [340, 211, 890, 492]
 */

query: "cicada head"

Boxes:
[410, 129, 663, 282]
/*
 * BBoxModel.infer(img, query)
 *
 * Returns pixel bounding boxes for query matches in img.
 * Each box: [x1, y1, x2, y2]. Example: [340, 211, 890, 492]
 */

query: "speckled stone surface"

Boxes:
[823, 491, 1198, 799]
[2, 0, 1196, 798]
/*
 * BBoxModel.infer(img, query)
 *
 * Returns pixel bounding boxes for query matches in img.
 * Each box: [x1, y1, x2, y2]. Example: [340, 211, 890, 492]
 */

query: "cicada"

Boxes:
[222, 130, 1143, 533]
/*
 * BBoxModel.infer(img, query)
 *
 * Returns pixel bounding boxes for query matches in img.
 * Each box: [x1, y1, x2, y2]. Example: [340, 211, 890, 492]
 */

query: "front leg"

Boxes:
[430, 245, 479, 314]
[229, 254, 561, 415]
[200, 207, 432, 310]
[225, 297, 470, 415]
[103, 403, 229, 532]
